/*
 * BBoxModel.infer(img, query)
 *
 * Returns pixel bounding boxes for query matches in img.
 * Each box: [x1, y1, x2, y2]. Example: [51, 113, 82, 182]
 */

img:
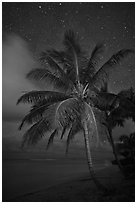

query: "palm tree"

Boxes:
[17, 30, 133, 190]
[117, 132, 135, 178]
[99, 84, 135, 175]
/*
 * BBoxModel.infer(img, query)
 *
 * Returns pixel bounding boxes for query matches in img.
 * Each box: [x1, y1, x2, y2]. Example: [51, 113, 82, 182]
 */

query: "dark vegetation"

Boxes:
[112, 132, 135, 177]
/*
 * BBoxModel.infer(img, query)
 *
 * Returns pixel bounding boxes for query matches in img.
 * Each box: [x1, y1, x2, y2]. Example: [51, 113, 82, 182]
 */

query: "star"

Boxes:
[81, 36, 84, 40]
[100, 5, 104, 9]
[87, 17, 91, 21]
[38, 5, 42, 9]
[109, 44, 112, 48]
[112, 36, 116, 40]
[100, 26, 104, 30]
[60, 19, 65, 24]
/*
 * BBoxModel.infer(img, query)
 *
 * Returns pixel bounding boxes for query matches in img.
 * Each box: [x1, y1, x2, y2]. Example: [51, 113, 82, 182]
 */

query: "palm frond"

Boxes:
[66, 121, 82, 154]
[108, 49, 134, 66]
[116, 119, 125, 127]
[106, 105, 131, 129]
[93, 92, 118, 111]
[118, 87, 135, 103]
[118, 88, 135, 121]
[26, 68, 69, 90]
[60, 126, 67, 139]
[46, 129, 58, 149]
[88, 43, 105, 74]
[21, 118, 51, 147]
[107, 115, 125, 129]
[45, 49, 67, 64]
[100, 82, 108, 93]
[89, 49, 134, 90]
[66, 125, 73, 154]
[78, 56, 90, 84]
[46, 49, 75, 75]
[19, 104, 45, 130]
[109, 88, 135, 122]
[55, 98, 82, 128]
[93, 108, 110, 142]
[41, 52, 65, 74]
[63, 30, 82, 86]
[17, 91, 69, 105]
[114, 102, 134, 122]
[63, 29, 81, 55]
[39, 51, 75, 87]
[19, 102, 60, 130]
[18, 91, 71, 130]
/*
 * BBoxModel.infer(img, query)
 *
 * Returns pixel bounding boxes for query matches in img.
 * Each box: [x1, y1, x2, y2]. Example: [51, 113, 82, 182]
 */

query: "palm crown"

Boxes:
[17, 30, 133, 151]
[106, 86, 135, 130]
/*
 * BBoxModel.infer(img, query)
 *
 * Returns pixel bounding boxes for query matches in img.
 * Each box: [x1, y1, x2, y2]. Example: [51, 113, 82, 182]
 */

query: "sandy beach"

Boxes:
[2, 149, 134, 202]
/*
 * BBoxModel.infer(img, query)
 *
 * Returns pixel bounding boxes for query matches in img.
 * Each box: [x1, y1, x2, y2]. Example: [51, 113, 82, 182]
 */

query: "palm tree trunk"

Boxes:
[83, 120, 106, 191]
[108, 128, 124, 175]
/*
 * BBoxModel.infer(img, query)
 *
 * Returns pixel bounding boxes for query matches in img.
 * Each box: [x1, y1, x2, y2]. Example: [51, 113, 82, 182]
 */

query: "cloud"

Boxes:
[2, 34, 36, 121]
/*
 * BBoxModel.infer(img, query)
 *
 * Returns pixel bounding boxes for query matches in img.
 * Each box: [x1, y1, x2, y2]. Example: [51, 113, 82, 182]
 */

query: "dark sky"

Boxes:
[2, 2, 135, 146]
[3, 2, 135, 90]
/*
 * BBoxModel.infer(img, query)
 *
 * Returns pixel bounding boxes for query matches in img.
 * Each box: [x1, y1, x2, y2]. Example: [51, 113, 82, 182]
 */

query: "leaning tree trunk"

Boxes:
[108, 127, 125, 176]
[83, 120, 107, 191]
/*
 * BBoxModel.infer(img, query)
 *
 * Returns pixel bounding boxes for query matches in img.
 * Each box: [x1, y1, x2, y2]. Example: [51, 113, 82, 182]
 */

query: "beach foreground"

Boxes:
[3, 150, 134, 202]
[9, 165, 135, 202]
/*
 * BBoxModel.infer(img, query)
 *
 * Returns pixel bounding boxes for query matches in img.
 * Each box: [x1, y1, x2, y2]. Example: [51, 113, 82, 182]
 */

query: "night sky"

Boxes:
[3, 2, 135, 90]
[2, 2, 135, 147]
